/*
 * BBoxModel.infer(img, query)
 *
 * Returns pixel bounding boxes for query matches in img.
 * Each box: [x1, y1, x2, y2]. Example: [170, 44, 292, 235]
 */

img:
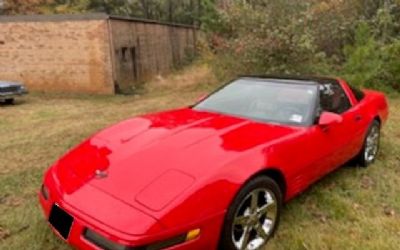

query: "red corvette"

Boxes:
[39, 76, 388, 250]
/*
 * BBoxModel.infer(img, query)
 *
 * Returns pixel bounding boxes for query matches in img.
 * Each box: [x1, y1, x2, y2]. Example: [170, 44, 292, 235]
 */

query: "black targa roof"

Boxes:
[239, 75, 339, 85]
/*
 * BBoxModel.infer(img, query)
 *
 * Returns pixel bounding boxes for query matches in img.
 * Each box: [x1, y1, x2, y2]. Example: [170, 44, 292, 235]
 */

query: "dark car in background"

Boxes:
[0, 81, 28, 104]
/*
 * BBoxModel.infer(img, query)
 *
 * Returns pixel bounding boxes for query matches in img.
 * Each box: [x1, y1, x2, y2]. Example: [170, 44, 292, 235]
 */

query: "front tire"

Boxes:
[219, 176, 282, 250]
[356, 120, 381, 167]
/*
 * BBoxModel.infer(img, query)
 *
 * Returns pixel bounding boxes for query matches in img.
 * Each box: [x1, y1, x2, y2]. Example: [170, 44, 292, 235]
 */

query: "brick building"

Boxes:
[0, 13, 198, 94]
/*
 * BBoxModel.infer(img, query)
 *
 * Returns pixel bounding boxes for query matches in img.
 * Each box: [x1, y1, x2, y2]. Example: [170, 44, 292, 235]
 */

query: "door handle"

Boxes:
[355, 114, 362, 121]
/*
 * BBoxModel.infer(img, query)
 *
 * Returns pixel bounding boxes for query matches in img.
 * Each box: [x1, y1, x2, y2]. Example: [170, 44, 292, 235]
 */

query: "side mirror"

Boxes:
[318, 112, 343, 126]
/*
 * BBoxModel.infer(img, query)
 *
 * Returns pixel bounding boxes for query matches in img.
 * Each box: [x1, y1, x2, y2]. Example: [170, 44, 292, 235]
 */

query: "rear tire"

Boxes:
[5, 98, 14, 105]
[355, 120, 381, 167]
[219, 176, 282, 250]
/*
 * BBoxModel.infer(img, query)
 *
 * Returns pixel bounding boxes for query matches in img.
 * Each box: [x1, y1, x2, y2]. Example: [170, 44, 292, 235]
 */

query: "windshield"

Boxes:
[193, 78, 318, 126]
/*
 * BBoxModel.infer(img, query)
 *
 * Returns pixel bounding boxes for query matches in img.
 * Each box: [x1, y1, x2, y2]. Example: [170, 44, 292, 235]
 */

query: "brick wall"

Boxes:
[0, 19, 114, 94]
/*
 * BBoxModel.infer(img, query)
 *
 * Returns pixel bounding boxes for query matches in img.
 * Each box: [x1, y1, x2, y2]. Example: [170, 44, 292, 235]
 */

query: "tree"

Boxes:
[2, 0, 53, 14]
[1, 0, 205, 25]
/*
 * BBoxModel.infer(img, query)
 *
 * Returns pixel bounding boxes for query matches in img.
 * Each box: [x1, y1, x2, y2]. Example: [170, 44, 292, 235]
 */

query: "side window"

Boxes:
[349, 85, 365, 102]
[319, 82, 351, 114]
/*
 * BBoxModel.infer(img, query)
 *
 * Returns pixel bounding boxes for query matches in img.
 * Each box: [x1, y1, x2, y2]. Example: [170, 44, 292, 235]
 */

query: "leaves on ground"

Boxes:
[0, 226, 10, 240]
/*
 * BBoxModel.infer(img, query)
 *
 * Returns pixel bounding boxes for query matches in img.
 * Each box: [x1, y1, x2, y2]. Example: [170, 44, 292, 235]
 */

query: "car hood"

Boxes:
[54, 108, 300, 214]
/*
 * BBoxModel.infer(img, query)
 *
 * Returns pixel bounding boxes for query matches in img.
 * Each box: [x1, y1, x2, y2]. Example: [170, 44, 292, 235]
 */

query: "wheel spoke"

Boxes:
[257, 201, 276, 216]
[367, 136, 372, 147]
[240, 226, 251, 250]
[234, 215, 250, 226]
[250, 191, 259, 213]
[255, 223, 268, 239]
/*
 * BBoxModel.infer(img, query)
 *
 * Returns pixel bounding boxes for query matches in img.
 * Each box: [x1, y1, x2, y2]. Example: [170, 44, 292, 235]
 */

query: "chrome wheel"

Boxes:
[364, 124, 380, 163]
[232, 188, 278, 250]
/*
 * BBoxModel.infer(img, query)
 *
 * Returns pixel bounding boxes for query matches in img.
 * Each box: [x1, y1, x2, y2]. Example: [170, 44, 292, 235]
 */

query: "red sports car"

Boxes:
[39, 76, 388, 250]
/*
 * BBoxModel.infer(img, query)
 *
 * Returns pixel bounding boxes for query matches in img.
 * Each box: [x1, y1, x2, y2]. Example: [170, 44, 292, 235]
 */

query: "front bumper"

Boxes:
[0, 90, 28, 100]
[39, 177, 223, 250]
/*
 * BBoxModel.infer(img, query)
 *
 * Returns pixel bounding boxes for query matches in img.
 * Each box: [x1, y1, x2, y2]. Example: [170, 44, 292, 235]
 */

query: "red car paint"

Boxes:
[39, 78, 388, 250]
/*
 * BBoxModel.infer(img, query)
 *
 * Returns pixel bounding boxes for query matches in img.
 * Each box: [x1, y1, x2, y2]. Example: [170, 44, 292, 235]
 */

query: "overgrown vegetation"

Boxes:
[202, 0, 400, 92]
[0, 0, 210, 25]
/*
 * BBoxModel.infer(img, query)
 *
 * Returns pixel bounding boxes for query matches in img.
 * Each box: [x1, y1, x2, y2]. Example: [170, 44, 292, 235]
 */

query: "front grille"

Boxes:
[0, 86, 20, 93]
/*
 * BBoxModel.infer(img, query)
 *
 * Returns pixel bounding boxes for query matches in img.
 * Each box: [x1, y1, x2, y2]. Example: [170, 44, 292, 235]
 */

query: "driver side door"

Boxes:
[314, 81, 359, 176]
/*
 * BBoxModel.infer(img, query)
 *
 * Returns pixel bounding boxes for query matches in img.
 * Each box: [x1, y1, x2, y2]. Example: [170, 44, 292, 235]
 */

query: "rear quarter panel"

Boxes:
[339, 78, 389, 125]
[363, 89, 389, 125]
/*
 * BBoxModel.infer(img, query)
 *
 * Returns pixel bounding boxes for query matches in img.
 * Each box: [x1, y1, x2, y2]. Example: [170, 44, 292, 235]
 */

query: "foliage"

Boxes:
[343, 33, 400, 92]
[198, 0, 221, 31]
[0, 0, 52, 14]
[0, 0, 203, 25]
[342, 4, 400, 91]
[204, 0, 400, 92]
[342, 23, 385, 90]
[204, 1, 335, 80]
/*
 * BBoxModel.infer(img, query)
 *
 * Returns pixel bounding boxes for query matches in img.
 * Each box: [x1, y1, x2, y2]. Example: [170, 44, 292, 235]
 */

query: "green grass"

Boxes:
[0, 65, 399, 250]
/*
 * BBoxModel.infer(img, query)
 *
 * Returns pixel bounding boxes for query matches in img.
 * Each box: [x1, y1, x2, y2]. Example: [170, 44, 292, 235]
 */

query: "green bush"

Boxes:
[206, 3, 334, 80]
[204, 1, 400, 93]
[342, 21, 400, 92]
[342, 22, 384, 89]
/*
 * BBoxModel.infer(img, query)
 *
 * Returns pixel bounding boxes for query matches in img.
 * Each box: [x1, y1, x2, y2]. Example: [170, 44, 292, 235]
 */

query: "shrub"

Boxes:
[206, 3, 334, 80]
[342, 20, 400, 91]
[204, 1, 400, 93]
